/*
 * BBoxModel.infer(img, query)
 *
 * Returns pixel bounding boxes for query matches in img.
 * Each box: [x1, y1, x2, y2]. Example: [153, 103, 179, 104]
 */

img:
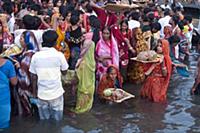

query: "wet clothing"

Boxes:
[140, 39, 172, 102]
[37, 95, 64, 121]
[96, 34, 119, 80]
[97, 67, 123, 99]
[74, 40, 96, 113]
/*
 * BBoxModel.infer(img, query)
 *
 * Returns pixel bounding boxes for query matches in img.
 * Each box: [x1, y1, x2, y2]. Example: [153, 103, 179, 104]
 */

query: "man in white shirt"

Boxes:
[29, 30, 68, 121]
[158, 9, 171, 38]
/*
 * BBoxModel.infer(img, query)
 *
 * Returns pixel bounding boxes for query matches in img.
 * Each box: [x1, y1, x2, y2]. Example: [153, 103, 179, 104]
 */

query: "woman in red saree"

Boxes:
[97, 65, 123, 100]
[111, 19, 132, 81]
[140, 39, 172, 102]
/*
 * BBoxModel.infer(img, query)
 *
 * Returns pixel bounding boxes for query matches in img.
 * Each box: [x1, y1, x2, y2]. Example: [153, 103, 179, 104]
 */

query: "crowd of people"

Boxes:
[0, 0, 199, 130]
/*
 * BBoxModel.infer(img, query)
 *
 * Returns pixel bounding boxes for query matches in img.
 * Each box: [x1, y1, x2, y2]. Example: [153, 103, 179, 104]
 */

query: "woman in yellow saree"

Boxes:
[55, 17, 70, 60]
[73, 39, 96, 113]
[52, 12, 71, 60]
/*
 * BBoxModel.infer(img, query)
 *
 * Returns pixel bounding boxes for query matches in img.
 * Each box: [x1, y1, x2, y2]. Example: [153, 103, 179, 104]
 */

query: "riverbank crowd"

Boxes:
[0, 0, 200, 129]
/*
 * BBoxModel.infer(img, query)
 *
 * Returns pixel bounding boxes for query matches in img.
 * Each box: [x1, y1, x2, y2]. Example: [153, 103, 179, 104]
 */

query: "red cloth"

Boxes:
[92, 7, 118, 29]
[97, 66, 123, 98]
[140, 39, 172, 102]
[111, 25, 131, 67]
[83, 14, 91, 33]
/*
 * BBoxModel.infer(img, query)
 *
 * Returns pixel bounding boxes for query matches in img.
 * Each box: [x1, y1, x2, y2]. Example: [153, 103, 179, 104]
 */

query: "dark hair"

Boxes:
[89, 15, 100, 44]
[59, 5, 67, 18]
[42, 30, 58, 47]
[129, 12, 140, 21]
[168, 35, 181, 45]
[41, 0, 49, 3]
[22, 15, 41, 30]
[34, 16, 42, 29]
[0, 43, 3, 54]
[2, 2, 13, 15]
[143, 7, 152, 14]
[53, 0, 64, 7]
[172, 15, 180, 26]
[120, 19, 129, 32]
[120, 19, 128, 28]
[85, 3, 93, 13]
[66, 3, 75, 12]
[183, 19, 188, 25]
[147, 12, 155, 22]
[185, 16, 192, 23]
[107, 66, 116, 74]
[70, 14, 80, 26]
[106, 0, 116, 4]
[142, 15, 149, 22]
[164, 9, 170, 16]
[30, 4, 41, 13]
[102, 26, 111, 33]
[124, 11, 130, 18]
[178, 21, 184, 30]
[142, 25, 151, 32]
[175, 6, 182, 12]
[151, 22, 161, 32]
[71, 10, 83, 17]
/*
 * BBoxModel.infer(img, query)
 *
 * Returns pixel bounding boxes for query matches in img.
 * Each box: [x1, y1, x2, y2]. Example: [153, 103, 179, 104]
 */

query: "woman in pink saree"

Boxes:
[96, 26, 119, 81]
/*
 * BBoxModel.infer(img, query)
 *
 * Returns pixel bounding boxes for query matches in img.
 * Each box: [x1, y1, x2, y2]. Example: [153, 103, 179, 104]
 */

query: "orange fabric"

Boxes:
[55, 25, 70, 59]
[97, 66, 123, 98]
[140, 39, 172, 102]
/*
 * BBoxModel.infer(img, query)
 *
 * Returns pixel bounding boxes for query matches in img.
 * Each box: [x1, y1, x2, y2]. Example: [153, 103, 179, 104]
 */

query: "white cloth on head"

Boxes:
[14, 29, 45, 50]
[158, 15, 171, 38]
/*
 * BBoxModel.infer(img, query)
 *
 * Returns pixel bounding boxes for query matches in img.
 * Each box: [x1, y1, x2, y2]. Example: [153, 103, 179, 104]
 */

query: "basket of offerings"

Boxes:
[131, 50, 163, 63]
[103, 88, 135, 103]
[1, 44, 22, 57]
[103, 3, 139, 12]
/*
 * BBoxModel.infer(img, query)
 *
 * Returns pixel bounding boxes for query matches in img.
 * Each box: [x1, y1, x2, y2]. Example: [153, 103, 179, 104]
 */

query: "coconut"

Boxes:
[103, 89, 112, 97]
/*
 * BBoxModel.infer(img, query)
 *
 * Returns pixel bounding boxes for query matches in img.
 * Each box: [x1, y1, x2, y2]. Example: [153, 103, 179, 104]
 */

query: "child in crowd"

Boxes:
[97, 65, 123, 101]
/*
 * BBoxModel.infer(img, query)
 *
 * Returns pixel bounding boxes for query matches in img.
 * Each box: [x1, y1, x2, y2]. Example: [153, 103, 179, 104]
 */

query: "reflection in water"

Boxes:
[61, 125, 83, 133]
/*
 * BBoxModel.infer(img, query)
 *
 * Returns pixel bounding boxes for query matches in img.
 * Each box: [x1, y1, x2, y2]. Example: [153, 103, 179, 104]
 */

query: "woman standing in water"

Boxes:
[96, 26, 119, 81]
[127, 27, 149, 84]
[140, 39, 172, 102]
[97, 65, 123, 101]
[0, 44, 17, 129]
[73, 40, 96, 113]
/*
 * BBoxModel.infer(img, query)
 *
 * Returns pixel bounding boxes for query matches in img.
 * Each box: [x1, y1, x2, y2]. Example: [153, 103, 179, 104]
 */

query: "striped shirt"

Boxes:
[29, 47, 68, 100]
